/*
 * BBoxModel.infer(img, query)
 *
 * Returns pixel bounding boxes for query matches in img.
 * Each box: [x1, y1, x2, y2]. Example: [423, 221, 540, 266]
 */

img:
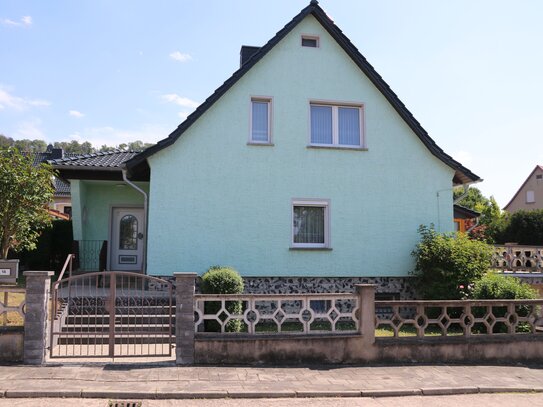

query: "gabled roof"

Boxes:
[125, 0, 480, 186]
[50, 150, 139, 169]
[50, 150, 143, 182]
[503, 165, 543, 210]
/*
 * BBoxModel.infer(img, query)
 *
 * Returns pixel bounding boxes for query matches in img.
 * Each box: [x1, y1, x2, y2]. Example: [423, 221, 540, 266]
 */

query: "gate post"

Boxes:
[23, 271, 54, 365]
[174, 272, 197, 365]
[355, 284, 376, 345]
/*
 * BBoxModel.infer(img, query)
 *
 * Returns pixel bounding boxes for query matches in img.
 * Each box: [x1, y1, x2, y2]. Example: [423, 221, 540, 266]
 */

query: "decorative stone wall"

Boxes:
[242, 277, 416, 299]
[154, 275, 416, 298]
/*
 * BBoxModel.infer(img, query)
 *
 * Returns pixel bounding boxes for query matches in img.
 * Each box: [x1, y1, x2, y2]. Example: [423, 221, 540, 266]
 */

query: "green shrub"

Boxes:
[200, 266, 244, 332]
[495, 209, 543, 245]
[411, 225, 493, 299]
[472, 273, 538, 300]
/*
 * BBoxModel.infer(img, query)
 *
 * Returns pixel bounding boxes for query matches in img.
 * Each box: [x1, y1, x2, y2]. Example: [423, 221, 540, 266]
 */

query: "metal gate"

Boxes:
[50, 271, 174, 359]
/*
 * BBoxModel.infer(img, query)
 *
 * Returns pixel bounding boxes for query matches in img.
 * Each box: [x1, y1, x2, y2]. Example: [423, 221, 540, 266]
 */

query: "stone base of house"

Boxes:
[242, 276, 416, 299]
[152, 275, 416, 299]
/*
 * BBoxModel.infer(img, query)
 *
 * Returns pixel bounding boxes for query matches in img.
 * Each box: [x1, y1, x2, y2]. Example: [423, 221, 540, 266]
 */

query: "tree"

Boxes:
[496, 209, 543, 245]
[0, 148, 55, 259]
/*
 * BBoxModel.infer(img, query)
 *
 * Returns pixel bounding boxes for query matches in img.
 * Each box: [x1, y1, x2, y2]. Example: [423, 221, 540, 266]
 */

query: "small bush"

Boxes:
[411, 225, 493, 299]
[472, 273, 538, 300]
[201, 266, 244, 332]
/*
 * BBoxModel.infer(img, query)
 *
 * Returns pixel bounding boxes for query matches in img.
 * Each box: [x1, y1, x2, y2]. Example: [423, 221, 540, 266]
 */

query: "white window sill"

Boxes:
[307, 145, 367, 151]
[247, 142, 274, 146]
[289, 247, 333, 251]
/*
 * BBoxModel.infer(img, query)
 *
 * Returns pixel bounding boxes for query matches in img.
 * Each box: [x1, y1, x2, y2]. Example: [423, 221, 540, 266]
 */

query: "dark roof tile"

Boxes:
[49, 150, 140, 169]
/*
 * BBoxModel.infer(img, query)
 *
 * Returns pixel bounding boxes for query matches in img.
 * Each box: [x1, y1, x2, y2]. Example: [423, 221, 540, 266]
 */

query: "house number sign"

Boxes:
[0, 269, 10, 276]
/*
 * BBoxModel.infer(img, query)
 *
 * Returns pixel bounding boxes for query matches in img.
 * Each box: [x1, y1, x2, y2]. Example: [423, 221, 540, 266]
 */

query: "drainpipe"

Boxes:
[453, 184, 470, 205]
[466, 217, 479, 233]
[121, 166, 148, 274]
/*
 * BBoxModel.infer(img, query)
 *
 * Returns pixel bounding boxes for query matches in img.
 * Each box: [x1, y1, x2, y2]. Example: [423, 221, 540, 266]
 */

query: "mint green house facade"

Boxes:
[53, 2, 480, 296]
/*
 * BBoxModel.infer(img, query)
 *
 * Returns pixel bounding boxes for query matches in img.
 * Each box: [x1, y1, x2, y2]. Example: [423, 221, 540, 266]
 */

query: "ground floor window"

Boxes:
[291, 199, 330, 249]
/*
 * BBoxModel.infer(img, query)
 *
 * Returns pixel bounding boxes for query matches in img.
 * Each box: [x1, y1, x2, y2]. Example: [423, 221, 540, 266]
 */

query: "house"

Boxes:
[453, 204, 480, 233]
[504, 165, 543, 213]
[52, 1, 480, 298]
[30, 145, 73, 218]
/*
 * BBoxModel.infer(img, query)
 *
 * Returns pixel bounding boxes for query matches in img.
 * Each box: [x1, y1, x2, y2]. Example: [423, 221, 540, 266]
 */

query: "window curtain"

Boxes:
[251, 101, 269, 141]
[293, 206, 325, 244]
[310, 105, 332, 144]
[338, 107, 360, 145]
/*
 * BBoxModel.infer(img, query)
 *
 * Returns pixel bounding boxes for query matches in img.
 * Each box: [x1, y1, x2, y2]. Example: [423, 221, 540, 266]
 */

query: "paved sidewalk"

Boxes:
[1, 363, 543, 399]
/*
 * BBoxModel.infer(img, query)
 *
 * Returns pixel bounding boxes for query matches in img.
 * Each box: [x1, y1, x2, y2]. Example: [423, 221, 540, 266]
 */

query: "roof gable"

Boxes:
[504, 165, 543, 210]
[125, 0, 480, 185]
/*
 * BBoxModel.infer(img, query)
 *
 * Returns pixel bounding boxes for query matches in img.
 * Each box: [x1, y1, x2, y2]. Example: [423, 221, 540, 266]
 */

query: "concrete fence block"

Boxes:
[23, 271, 53, 365]
[174, 272, 197, 365]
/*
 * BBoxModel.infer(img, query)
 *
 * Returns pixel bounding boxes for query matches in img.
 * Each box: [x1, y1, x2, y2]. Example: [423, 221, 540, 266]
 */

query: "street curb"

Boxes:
[1, 387, 543, 399]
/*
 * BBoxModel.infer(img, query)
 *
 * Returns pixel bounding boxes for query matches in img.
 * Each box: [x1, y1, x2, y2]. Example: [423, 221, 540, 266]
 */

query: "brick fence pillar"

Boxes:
[23, 271, 54, 365]
[174, 272, 197, 365]
[355, 284, 376, 345]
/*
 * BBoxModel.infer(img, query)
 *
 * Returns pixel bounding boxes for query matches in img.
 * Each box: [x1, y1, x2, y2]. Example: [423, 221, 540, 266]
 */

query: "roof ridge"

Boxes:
[124, 1, 480, 184]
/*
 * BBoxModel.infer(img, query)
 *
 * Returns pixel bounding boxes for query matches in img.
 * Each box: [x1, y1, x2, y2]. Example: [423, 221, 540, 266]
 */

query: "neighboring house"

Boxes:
[453, 204, 480, 233]
[52, 1, 480, 297]
[30, 145, 74, 218]
[504, 165, 543, 213]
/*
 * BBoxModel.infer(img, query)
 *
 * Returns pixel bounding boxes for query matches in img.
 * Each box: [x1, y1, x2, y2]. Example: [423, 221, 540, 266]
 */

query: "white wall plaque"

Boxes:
[0, 269, 10, 276]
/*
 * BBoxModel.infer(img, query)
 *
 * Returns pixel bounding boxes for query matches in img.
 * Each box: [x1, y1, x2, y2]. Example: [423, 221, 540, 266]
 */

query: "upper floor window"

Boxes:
[527, 190, 535, 203]
[301, 35, 319, 48]
[250, 97, 272, 144]
[310, 103, 364, 148]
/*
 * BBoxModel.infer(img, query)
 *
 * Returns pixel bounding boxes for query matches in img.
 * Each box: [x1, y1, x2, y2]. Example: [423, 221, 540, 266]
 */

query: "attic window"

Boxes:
[301, 36, 319, 48]
[537, 174, 543, 180]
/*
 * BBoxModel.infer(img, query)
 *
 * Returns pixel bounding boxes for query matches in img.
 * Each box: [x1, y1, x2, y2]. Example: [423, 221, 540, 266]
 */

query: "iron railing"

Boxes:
[72, 240, 107, 272]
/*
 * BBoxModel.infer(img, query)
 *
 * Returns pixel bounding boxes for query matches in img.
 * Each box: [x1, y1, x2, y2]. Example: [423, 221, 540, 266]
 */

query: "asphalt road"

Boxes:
[2, 394, 543, 407]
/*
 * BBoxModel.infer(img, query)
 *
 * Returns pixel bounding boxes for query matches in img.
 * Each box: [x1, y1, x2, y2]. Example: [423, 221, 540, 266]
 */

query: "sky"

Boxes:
[1, 0, 543, 207]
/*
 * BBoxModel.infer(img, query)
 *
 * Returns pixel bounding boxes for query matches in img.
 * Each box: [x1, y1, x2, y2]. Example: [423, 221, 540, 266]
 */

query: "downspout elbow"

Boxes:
[121, 166, 148, 274]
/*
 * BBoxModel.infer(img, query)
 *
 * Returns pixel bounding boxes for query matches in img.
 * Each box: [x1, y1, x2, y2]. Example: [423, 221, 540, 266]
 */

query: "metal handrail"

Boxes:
[57, 254, 74, 282]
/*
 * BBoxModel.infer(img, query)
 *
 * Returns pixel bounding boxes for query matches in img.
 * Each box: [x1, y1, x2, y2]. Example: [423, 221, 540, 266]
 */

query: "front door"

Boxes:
[110, 207, 145, 271]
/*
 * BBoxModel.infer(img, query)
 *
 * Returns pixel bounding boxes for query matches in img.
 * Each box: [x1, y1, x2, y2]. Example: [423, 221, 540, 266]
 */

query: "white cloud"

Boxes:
[0, 86, 50, 110]
[1, 15, 32, 27]
[14, 118, 45, 139]
[169, 51, 192, 62]
[162, 93, 199, 109]
[69, 110, 84, 118]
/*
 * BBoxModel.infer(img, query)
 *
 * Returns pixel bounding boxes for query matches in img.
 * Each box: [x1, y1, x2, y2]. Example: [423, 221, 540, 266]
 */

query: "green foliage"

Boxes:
[201, 266, 244, 332]
[0, 148, 55, 259]
[0, 134, 153, 154]
[472, 273, 538, 300]
[411, 225, 493, 299]
[495, 209, 543, 245]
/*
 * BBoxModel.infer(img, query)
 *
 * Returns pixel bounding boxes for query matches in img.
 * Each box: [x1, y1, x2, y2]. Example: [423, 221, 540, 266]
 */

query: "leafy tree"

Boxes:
[0, 134, 14, 149]
[0, 148, 55, 259]
[13, 139, 47, 152]
[411, 225, 493, 299]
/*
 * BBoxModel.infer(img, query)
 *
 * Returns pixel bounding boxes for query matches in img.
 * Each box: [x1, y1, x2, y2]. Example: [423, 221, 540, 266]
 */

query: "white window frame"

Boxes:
[526, 190, 535, 203]
[301, 35, 320, 48]
[248, 96, 273, 145]
[308, 100, 365, 149]
[291, 199, 331, 249]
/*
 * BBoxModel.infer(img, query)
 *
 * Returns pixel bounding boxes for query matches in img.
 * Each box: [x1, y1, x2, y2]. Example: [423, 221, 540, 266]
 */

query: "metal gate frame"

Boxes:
[50, 271, 174, 359]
